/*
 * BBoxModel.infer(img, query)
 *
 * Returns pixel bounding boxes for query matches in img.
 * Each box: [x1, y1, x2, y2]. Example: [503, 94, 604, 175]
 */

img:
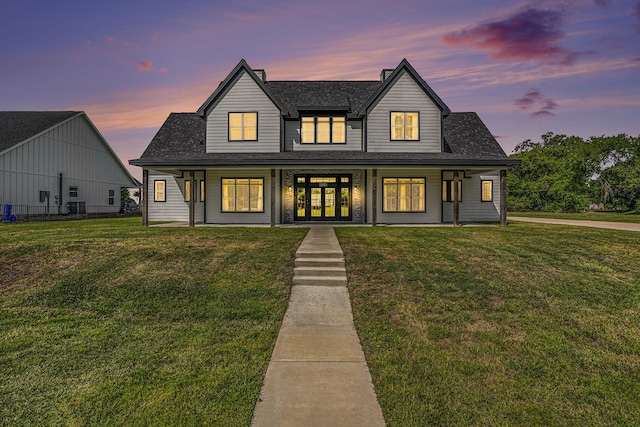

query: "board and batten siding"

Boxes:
[367, 71, 442, 153]
[442, 170, 501, 223]
[284, 119, 363, 151]
[0, 114, 135, 212]
[147, 171, 205, 223]
[374, 169, 442, 224]
[206, 72, 280, 153]
[205, 169, 273, 224]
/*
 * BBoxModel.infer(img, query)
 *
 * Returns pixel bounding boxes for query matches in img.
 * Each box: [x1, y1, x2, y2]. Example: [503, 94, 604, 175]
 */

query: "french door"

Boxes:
[294, 175, 351, 221]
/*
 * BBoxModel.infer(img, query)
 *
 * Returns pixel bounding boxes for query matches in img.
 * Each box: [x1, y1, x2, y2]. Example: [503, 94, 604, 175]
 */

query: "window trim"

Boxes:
[200, 180, 205, 202]
[228, 112, 258, 142]
[442, 180, 462, 202]
[108, 189, 115, 205]
[481, 180, 493, 202]
[300, 115, 346, 144]
[69, 186, 78, 198]
[184, 180, 191, 202]
[221, 177, 265, 213]
[382, 177, 426, 213]
[390, 111, 420, 141]
[154, 180, 166, 202]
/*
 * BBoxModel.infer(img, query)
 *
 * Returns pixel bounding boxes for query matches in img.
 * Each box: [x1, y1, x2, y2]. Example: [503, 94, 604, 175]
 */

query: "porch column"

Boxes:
[500, 169, 507, 227]
[142, 169, 148, 227]
[371, 169, 377, 226]
[188, 171, 195, 227]
[270, 169, 276, 227]
[453, 170, 460, 226]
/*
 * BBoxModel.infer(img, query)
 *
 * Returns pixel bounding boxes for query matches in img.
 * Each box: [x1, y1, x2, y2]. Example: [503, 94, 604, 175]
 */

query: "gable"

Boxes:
[0, 111, 79, 154]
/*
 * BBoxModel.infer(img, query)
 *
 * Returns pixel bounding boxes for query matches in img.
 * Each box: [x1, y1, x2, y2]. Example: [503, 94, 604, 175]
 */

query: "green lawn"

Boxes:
[0, 218, 306, 426]
[337, 224, 640, 426]
[509, 210, 640, 223]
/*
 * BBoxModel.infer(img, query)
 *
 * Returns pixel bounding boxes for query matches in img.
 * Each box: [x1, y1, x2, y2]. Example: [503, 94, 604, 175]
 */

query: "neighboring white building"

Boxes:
[0, 111, 139, 216]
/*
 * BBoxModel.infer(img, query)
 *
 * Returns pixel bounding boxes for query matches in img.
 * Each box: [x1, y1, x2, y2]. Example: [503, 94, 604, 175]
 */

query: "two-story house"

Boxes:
[130, 59, 518, 226]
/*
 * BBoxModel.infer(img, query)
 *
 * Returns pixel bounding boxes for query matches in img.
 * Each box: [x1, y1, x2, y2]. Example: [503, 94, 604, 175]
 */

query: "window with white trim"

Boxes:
[154, 180, 166, 202]
[391, 112, 419, 140]
[108, 189, 115, 205]
[481, 180, 493, 202]
[301, 116, 345, 144]
[229, 112, 257, 141]
[222, 178, 264, 212]
[383, 178, 425, 212]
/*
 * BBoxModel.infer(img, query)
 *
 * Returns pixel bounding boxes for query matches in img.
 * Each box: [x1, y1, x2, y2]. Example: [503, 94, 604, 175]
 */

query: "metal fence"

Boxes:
[4, 204, 140, 222]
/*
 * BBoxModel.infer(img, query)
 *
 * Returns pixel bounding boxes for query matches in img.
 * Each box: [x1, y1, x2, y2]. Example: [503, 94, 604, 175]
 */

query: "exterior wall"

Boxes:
[147, 171, 205, 223]
[0, 115, 135, 213]
[442, 170, 501, 223]
[206, 72, 280, 153]
[367, 71, 442, 153]
[375, 168, 442, 224]
[284, 120, 363, 151]
[205, 169, 273, 224]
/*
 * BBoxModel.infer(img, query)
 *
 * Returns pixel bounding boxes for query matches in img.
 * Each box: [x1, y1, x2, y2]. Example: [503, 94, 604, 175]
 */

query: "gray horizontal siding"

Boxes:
[284, 119, 362, 151]
[367, 71, 441, 153]
[147, 171, 205, 223]
[206, 72, 280, 153]
[442, 170, 500, 222]
[0, 115, 134, 211]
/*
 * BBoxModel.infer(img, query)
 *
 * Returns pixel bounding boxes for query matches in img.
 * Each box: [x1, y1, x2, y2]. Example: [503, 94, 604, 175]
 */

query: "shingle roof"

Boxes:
[0, 111, 80, 153]
[265, 81, 382, 116]
[130, 112, 518, 167]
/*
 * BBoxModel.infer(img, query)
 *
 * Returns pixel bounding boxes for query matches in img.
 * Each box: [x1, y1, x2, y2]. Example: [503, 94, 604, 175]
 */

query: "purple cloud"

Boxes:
[514, 89, 557, 117]
[634, 2, 640, 20]
[442, 8, 581, 65]
[594, 0, 612, 8]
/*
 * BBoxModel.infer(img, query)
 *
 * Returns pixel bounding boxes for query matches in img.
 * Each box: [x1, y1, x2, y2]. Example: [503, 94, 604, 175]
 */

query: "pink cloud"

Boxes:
[159, 66, 169, 73]
[151, 33, 159, 42]
[442, 8, 581, 65]
[137, 61, 153, 71]
[514, 89, 557, 117]
[106, 36, 117, 44]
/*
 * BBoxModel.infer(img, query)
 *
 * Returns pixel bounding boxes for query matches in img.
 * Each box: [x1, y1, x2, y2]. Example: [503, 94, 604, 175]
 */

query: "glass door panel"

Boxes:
[324, 188, 336, 217]
[296, 188, 306, 218]
[341, 188, 350, 217]
[311, 188, 322, 217]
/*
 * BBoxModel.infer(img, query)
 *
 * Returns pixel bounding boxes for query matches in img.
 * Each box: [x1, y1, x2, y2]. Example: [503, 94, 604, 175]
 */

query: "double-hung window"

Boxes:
[229, 112, 257, 141]
[383, 178, 425, 212]
[391, 112, 419, 140]
[69, 186, 78, 198]
[442, 180, 462, 202]
[301, 116, 345, 144]
[108, 189, 115, 205]
[222, 178, 264, 212]
[154, 180, 166, 202]
[481, 180, 493, 202]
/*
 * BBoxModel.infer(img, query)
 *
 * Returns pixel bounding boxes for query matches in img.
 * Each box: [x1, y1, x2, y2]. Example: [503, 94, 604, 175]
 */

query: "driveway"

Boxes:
[509, 216, 640, 232]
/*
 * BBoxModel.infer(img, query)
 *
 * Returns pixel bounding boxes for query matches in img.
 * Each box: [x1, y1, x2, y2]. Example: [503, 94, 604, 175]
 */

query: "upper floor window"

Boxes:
[229, 112, 257, 141]
[301, 116, 345, 144]
[391, 112, 419, 140]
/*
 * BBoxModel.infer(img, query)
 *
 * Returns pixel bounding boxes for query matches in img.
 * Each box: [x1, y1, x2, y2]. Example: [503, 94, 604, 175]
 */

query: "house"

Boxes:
[130, 59, 519, 226]
[0, 111, 139, 217]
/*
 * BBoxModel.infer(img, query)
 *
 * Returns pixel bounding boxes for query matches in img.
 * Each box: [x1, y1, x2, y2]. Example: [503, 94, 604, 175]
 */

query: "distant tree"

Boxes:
[508, 133, 640, 212]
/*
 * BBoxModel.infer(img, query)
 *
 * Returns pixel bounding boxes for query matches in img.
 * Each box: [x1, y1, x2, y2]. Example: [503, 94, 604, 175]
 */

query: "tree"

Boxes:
[508, 133, 640, 212]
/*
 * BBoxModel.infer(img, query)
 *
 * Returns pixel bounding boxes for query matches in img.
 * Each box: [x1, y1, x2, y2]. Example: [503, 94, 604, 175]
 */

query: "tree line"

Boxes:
[508, 133, 640, 212]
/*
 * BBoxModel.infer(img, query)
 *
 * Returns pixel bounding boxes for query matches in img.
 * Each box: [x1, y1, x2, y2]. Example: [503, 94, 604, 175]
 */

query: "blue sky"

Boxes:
[1, 0, 639, 180]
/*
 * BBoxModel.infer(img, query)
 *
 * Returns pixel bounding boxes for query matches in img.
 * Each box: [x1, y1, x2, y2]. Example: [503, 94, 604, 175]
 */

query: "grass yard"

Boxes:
[509, 210, 640, 223]
[337, 224, 640, 426]
[0, 218, 306, 426]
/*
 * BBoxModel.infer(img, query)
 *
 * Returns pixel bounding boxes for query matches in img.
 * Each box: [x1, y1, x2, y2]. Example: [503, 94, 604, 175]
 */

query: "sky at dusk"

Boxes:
[1, 0, 639, 181]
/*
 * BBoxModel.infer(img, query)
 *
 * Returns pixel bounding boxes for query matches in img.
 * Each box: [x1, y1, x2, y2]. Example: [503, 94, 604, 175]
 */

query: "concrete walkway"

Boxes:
[251, 226, 386, 427]
[509, 216, 640, 232]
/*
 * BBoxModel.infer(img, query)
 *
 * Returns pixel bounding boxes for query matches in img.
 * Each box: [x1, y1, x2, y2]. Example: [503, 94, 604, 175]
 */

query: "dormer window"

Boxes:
[391, 112, 419, 141]
[229, 112, 257, 141]
[301, 116, 345, 144]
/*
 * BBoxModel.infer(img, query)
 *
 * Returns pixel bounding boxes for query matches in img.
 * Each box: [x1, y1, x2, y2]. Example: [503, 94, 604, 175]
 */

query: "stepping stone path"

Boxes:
[251, 226, 386, 427]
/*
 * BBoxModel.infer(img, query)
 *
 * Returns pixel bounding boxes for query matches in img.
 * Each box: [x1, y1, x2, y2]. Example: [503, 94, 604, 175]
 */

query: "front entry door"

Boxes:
[295, 175, 351, 221]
